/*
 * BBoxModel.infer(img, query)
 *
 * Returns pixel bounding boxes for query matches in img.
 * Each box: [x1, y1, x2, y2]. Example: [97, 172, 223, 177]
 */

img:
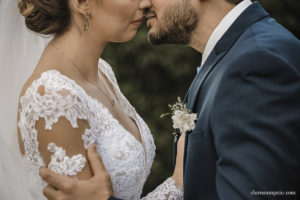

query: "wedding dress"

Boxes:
[17, 59, 183, 200]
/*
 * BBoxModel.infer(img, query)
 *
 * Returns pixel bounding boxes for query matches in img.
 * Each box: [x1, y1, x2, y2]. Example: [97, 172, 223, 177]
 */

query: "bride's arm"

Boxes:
[141, 133, 185, 200]
[18, 81, 114, 199]
[34, 116, 92, 178]
[40, 145, 113, 200]
[17, 85, 92, 179]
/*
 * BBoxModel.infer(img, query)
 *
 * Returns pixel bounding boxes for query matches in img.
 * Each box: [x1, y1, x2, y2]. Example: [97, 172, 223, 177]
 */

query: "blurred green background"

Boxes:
[102, 0, 300, 196]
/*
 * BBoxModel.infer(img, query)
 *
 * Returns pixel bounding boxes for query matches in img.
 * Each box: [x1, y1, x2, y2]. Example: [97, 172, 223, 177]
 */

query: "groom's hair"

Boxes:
[225, 0, 243, 5]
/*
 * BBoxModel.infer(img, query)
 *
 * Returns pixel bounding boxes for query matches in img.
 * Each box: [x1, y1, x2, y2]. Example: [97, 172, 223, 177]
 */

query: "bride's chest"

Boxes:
[83, 98, 155, 198]
[82, 95, 153, 172]
[80, 83, 142, 145]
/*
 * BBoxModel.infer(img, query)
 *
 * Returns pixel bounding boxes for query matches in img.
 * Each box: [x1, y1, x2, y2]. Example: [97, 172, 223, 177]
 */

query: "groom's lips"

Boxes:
[146, 15, 156, 20]
[146, 16, 156, 27]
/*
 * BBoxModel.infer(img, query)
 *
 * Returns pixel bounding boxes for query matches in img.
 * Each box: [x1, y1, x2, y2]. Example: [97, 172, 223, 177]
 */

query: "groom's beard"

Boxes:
[147, 0, 198, 45]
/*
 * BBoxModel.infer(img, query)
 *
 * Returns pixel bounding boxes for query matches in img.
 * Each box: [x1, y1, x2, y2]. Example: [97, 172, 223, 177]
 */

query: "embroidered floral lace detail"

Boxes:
[18, 59, 155, 200]
[142, 177, 184, 200]
[18, 59, 182, 200]
[98, 60, 155, 177]
[47, 143, 86, 176]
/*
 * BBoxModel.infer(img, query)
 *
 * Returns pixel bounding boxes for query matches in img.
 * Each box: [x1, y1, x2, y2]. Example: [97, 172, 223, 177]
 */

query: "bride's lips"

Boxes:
[131, 18, 143, 27]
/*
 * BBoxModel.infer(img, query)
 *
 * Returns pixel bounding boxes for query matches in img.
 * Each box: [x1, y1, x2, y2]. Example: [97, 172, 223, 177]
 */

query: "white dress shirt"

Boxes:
[200, 0, 252, 67]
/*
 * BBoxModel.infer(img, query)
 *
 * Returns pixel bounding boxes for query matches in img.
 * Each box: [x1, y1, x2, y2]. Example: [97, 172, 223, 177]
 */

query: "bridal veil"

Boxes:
[0, 0, 49, 198]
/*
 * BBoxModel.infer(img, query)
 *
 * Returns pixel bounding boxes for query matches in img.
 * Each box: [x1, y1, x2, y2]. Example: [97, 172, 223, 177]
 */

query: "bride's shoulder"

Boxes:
[98, 58, 115, 74]
[98, 58, 118, 83]
[19, 69, 76, 100]
[98, 58, 111, 68]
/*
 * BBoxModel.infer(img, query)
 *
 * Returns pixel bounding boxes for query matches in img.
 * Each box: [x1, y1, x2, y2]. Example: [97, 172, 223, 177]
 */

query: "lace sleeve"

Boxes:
[142, 177, 183, 200]
[18, 70, 89, 179]
[47, 143, 86, 176]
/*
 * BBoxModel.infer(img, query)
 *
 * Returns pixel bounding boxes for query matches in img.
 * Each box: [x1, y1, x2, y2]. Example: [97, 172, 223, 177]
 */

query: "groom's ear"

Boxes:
[69, 0, 90, 16]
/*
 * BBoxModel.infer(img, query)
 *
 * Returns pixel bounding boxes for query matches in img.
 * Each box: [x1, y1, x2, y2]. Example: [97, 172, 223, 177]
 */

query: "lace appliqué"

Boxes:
[142, 177, 183, 200]
[18, 59, 156, 200]
[47, 143, 86, 176]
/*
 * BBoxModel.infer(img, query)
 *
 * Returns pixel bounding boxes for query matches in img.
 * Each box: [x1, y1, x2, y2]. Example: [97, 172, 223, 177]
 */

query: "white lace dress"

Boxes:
[18, 59, 183, 200]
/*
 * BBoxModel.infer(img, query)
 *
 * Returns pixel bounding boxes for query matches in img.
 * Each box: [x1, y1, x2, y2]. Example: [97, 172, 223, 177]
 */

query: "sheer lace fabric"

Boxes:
[47, 143, 86, 176]
[18, 59, 182, 199]
[142, 177, 183, 200]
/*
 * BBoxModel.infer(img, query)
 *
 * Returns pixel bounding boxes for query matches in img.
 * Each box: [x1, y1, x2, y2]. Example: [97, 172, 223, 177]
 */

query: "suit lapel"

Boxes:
[186, 2, 269, 111]
[187, 50, 225, 109]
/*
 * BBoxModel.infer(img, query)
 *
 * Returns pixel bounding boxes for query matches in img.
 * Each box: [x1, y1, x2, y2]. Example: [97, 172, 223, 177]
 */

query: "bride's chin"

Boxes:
[112, 30, 138, 43]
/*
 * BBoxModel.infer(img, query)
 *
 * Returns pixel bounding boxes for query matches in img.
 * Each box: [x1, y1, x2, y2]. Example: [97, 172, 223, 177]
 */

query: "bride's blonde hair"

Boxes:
[18, 0, 70, 35]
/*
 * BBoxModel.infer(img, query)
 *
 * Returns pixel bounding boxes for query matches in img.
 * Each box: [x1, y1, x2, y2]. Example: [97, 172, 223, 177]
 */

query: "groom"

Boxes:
[41, 0, 300, 199]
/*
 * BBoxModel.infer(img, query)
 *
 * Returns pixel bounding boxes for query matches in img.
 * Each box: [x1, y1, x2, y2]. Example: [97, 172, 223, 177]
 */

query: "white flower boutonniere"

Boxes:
[161, 97, 198, 135]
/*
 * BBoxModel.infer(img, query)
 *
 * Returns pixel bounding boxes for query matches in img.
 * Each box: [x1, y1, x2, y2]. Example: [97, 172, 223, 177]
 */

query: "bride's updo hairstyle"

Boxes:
[18, 0, 70, 35]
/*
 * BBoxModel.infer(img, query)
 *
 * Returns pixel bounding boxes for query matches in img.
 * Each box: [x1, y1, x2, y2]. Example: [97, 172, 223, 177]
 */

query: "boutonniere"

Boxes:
[161, 97, 197, 141]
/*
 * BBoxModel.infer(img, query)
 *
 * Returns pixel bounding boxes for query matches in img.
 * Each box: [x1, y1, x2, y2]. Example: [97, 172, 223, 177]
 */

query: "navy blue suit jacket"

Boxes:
[180, 2, 300, 200]
[110, 2, 300, 200]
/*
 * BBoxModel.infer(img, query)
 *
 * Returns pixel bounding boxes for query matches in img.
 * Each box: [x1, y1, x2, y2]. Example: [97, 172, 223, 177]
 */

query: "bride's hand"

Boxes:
[40, 145, 114, 200]
[172, 132, 185, 188]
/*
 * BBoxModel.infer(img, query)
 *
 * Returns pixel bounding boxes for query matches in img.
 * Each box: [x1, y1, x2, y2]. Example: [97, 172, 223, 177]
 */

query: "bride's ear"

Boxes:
[70, 0, 90, 15]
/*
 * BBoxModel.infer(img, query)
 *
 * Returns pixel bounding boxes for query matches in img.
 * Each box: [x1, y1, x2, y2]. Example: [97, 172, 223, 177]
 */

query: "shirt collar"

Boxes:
[200, 0, 252, 67]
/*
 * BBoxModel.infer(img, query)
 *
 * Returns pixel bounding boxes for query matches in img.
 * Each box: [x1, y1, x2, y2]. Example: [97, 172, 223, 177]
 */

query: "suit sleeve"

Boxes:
[211, 50, 300, 199]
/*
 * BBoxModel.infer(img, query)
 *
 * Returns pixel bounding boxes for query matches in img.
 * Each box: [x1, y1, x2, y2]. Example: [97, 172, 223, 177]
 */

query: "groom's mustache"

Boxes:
[143, 8, 150, 15]
[143, 8, 156, 19]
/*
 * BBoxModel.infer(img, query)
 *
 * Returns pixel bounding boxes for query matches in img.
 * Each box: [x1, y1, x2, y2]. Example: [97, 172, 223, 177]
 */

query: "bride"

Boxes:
[0, 0, 183, 199]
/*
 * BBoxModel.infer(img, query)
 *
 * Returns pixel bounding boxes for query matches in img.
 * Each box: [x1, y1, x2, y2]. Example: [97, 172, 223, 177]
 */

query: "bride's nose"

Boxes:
[138, 0, 152, 11]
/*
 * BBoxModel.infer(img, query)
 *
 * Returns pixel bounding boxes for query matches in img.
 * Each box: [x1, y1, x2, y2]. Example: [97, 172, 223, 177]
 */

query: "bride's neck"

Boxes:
[48, 28, 107, 82]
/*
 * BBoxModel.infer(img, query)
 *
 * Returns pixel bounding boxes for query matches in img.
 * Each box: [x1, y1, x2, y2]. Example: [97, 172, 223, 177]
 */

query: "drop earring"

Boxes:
[84, 12, 90, 31]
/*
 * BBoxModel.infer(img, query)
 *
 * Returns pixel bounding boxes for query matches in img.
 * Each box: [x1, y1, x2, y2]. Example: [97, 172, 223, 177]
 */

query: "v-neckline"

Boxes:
[96, 66, 144, 147]
[43, 69, 145, 150]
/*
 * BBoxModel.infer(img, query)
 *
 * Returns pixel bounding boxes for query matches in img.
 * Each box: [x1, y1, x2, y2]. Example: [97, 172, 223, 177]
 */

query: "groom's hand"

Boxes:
[40, 145, 113, 200]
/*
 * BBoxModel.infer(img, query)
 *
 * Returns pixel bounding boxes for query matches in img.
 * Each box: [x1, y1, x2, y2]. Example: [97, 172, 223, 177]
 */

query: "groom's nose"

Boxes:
[139, 0, 152, 11]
